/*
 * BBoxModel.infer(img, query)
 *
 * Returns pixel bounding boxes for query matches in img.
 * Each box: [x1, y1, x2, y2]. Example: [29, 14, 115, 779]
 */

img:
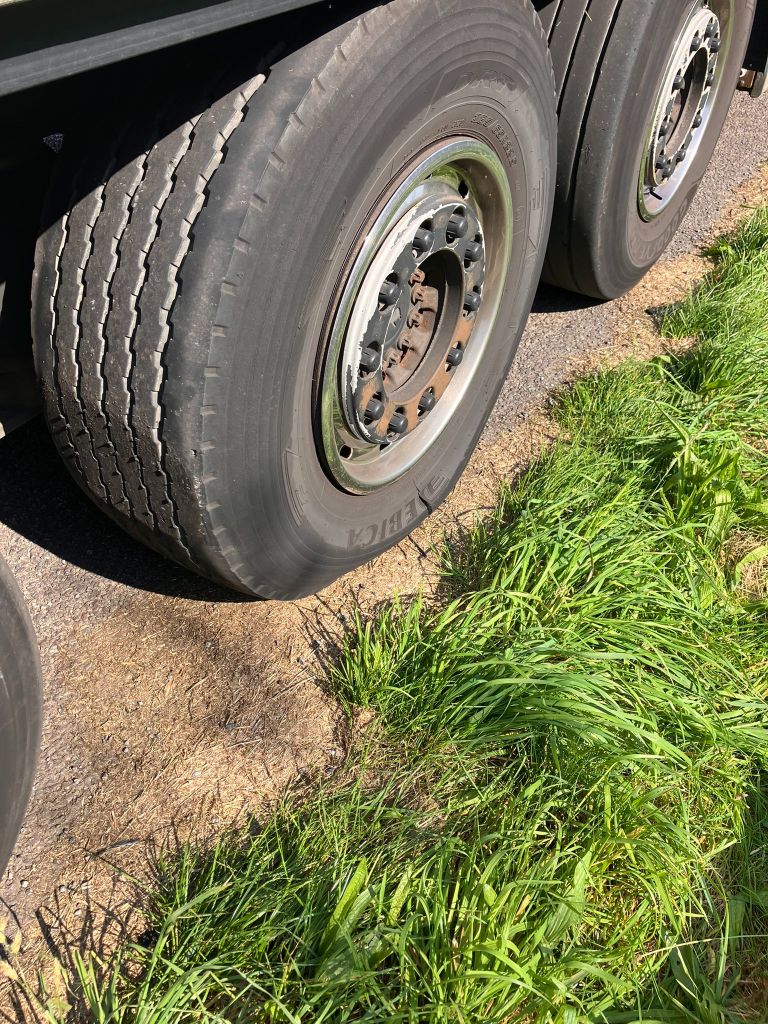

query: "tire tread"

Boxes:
[35, 73, 266, 568]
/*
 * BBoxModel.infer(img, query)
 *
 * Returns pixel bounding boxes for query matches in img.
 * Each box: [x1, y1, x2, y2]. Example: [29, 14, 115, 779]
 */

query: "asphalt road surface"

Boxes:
[0, 87, 766, 961]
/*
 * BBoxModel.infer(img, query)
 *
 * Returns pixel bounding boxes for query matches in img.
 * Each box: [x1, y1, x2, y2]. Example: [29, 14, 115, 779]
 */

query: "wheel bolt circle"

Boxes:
[349, 196, 486, 448]
[642, 8, 723, 220]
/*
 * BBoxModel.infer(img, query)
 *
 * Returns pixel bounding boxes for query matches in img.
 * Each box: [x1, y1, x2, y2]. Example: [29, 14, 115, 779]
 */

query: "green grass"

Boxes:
[15, 209, 768, 1023]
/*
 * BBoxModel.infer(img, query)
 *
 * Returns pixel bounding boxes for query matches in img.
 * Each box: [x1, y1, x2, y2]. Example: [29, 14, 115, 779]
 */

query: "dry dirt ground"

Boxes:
[0, 91, 767, 1004]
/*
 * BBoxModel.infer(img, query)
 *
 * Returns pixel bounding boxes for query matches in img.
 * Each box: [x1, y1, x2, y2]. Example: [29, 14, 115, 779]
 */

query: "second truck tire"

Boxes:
[0, 554, 41, 878]
[543, 0, 756, 299]
[33, 0, 556, 600]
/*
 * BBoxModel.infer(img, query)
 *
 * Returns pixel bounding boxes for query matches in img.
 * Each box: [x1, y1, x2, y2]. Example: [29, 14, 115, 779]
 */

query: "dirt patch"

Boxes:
[723, 531, 768, 603]
[577, 163, 768, 379]
[1, 593, 339, 1002]
[2, 163, 767, 1008]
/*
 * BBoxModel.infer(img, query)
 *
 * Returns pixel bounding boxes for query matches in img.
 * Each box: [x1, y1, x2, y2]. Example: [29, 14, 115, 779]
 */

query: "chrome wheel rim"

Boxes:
[320, 138, 513, 494]
[639, 0, 733, 221]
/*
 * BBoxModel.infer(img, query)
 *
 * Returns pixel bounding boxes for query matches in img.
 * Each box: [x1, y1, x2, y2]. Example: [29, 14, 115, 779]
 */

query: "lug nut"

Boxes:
[364, 398, 385, 422]
[673, 73, 686, 91]
[359, 346, 380, 374]
[388, 412, 408, 434]
[464, 291, 481, 313]
[464, 241, 483, 263]
[379, 280, 400, 307]
[691, 32, 702, 52]
[710, 37, 721, 52]
[446, 212, 469, 240]
[705, 19, 716, 39]
[419, 390, 436, 414]
[693, 111, 703, 128]
[446, 347, 464, 368]
[413, 228, 435, 253]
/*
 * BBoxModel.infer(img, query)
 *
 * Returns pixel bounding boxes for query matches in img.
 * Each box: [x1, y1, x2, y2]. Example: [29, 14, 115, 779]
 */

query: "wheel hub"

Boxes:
[320, 139, 511, 493]
[640, 1, 729, 220]
[350, 199, 485, 447]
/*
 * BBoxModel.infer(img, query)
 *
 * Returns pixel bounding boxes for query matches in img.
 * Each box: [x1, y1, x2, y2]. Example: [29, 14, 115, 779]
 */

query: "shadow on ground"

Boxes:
[0, 419, 237, 601]
[530, 282, 601, 316]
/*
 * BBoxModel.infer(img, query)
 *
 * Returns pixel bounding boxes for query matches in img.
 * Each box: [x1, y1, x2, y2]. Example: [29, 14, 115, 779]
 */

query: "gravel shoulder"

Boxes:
[0, 89, 766, 992]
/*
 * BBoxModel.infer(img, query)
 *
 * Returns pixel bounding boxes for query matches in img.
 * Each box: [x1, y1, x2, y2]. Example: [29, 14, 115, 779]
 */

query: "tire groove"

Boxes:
[71, 176, 111, 500]
[556, 1, 591, 113]
[46, 211, 79, 469]
[82, 132, 157, 515]
[53, 139, 128, 501]
[112, 118, 199, 531]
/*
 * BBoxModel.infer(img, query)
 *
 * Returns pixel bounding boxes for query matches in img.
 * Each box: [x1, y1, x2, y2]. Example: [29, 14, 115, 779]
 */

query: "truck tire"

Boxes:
[544, 0, 756, 299]
[33, 0, 556, 600]
[0, 555, 41, 878]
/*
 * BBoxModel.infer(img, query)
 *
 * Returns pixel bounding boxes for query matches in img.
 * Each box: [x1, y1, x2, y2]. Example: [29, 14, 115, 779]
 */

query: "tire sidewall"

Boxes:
[0, 557, 41, 875]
